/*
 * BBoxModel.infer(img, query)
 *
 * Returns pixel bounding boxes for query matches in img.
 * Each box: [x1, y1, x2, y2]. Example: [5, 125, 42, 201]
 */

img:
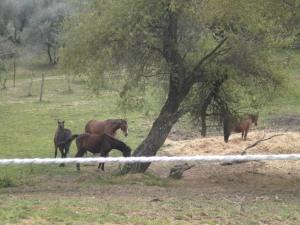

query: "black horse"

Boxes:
[74, 133, 131, 171]
[54, 120, 77, 160]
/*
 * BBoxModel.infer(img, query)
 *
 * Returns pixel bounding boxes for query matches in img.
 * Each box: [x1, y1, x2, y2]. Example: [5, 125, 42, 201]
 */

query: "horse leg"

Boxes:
[62, 145, 70, 167]
[58, 146, 64, 158]
[98, 152, 108, 171]
[241, 130, 244, 139]
[75, 150, 85, 171]
[54, 145, 58, 158]
[58, 146, 65, 167]
[64, 144, 71, 158]
[244, 127, 249, 140]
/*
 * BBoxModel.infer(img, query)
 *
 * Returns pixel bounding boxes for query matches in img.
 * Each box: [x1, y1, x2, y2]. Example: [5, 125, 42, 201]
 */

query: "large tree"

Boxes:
[60, 0, 295, 173]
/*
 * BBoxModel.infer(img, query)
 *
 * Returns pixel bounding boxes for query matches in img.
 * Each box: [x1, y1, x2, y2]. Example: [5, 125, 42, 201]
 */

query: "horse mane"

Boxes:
[108, 119, 127, 124]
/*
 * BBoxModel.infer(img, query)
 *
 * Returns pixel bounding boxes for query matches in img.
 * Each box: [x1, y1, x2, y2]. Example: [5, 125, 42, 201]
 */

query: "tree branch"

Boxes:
[193, 37, 228, 73]
[221, 133, 285, 166]
[241, 133, 285, 155]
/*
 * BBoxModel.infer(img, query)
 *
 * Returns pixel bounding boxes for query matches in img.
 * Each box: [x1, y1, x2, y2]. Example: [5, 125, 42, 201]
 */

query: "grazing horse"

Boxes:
[54, 121, 77, 164]
[74, 133, 131, 171]
[85, 119, 128, 137]
[223, 113, 259, 143]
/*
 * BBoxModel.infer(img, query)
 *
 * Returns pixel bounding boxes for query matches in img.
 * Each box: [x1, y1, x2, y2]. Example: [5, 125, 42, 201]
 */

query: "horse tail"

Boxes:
[69, 134, 79, 143]
[57, 134, 78, 145]
[223, 114, 232, 143]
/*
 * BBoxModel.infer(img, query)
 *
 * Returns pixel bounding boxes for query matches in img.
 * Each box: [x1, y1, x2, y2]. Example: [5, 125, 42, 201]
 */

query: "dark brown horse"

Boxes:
[74, 133, 131, 171]
[85, 119, 128, 137]
[54, 121, 75, 158]
[223, 113, 259, 143]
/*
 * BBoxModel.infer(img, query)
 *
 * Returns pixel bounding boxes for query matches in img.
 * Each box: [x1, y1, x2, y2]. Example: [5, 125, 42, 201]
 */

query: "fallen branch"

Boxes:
[241, 134, 284, 155]
[221, 133, 285, 166]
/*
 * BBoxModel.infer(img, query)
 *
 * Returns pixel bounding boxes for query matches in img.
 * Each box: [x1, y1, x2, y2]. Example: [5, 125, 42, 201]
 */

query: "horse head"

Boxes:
[120, 119, 128, 137]
[249, 113, 259, 126]
[122, 144, 132, 157]
[57, 120, 65, 129]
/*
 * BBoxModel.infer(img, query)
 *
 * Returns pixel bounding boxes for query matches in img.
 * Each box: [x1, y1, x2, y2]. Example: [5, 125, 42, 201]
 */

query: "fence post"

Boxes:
[28, 71, 33, 96]
[13, 56, 16, 88]
[39, 73, 45, 102]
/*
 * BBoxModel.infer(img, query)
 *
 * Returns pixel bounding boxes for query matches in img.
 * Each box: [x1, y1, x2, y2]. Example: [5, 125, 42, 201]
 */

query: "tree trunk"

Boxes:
[121, 65, 193, 173]
[200, 110, 207, 137]
[121, 96, 182, 173]
[200, 76, 228, 137]
[121, 5, 192, 174]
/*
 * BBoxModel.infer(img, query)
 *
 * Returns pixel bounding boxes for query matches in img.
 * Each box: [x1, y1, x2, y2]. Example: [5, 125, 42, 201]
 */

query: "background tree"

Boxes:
[60, 0, 296, 173]
[0, 0, 73, 65]
[24, 1, 71, 65]
[0, 0, 36, 44]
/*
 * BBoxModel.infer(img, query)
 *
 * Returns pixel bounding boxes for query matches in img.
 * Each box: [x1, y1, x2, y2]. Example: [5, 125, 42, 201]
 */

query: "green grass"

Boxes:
[0, 76, 154, 158]
[0, 68, 163, 191]
[0, 51, 300, 224]
[0, 192, 298, 225]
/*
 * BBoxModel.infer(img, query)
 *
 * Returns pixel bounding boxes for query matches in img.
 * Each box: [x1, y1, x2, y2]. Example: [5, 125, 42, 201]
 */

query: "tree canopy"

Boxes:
[60, 0, 299, 173]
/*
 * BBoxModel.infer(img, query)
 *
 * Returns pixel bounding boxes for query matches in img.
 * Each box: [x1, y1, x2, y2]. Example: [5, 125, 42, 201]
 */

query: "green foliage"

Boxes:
[60, 0, 295, 116]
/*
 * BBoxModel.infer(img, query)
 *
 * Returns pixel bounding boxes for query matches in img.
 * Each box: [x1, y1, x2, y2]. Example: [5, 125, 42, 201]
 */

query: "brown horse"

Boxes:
[74, 133, 131, 171]
[85, 119, 128, 137]
[223, 113, 259, 143]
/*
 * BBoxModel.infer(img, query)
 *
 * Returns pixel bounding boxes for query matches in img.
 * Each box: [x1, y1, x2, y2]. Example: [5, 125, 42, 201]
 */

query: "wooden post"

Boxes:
[67, 75, 72, 92]
[28, 72, 33, 97]
[39, 73, 44, 102]
[13, 55, 16, 88]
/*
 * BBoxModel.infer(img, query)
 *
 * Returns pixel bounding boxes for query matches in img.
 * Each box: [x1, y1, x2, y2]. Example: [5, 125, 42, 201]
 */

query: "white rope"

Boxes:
[0, 154, 299, 165]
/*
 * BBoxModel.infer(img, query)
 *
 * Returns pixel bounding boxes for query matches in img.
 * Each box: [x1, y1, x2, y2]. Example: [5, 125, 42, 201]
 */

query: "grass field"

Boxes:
[0, 51, 299, 224]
